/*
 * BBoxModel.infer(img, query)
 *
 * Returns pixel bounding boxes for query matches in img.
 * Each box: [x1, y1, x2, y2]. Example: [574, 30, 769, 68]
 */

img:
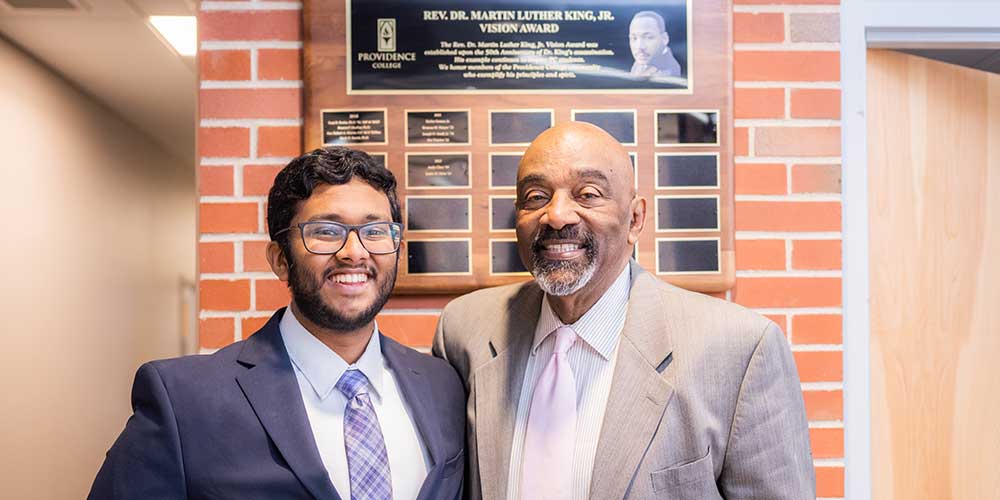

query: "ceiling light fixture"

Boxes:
[149, 16, 197, 57]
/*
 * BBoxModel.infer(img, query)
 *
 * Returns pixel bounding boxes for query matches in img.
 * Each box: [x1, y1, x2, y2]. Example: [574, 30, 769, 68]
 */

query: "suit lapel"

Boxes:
[590, 263, 676, 500]
[475, 284, 541, 500]
[235, 310, 341, 500]
[380, 335, 447, 500]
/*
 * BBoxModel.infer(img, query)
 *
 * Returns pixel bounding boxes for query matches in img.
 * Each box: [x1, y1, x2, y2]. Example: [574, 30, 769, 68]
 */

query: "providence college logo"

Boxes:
[377, 18, 396, 52]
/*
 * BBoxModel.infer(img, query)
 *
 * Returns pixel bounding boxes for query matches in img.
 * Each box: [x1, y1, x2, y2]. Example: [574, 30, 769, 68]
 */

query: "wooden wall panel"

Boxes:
[868, 49, 1000, 500]
[304, 1, 734, 294]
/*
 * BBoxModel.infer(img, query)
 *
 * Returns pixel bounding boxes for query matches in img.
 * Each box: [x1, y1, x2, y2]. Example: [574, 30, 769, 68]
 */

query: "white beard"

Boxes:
[533, 259, 597, 296]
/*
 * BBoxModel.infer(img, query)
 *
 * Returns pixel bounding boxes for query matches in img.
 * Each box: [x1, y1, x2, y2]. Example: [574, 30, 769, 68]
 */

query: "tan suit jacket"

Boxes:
[433, 262, 815, 500]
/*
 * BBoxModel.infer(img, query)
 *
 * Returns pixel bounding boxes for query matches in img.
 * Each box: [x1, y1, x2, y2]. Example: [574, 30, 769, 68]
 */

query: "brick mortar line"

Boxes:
[808, 420, 844, 429]
[791, 344, 844, 352]
[201, 272, 277, 280]
[735, 81, 840, 89]
[250, 48, 259, 80]
[812, 458, 845, 467]
[734, 118, 841, 127]
[249, 126, 259, 162]
[200, 233, 271, 242]
[733, 5, 840, 14]
[801, 381, 842, 390]
[755, 307, 842, 314]
[228, 317, 240, 343]
[783, 87, 791, 120]
[734, 194, 842, 201]
[736, 231, 841, 239]
[736, 156, 841, 164]
[201, 41, 303, 50]
[734, 42, 840, 51]
[785, 238, 793, 271]
[234, 160, 245, 196]
[736, 270, 841, 277]
[235, 240, 245, 273]
[257, 200, 266, 235]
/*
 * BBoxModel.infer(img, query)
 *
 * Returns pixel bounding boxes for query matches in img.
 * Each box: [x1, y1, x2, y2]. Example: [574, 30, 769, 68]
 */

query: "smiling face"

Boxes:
[269, 179, 398, 333]
[629, 15, 669, 66]
[515, 122, 645, 299]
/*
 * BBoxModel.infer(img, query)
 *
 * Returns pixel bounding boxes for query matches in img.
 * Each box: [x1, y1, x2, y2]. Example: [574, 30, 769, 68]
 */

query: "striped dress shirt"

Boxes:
[506, 263, 632, 500]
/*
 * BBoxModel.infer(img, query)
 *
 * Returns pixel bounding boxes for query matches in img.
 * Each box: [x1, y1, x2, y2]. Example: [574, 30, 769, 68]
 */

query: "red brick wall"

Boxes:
[197, 1, 843, 497]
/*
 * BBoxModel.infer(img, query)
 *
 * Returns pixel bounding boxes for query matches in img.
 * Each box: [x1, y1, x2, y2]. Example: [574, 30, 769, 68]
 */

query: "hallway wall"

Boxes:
[0, 38, 196, 499]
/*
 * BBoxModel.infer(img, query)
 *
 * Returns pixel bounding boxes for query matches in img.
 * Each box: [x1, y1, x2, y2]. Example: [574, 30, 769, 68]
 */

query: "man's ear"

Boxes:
[266, 241, 290, 282]
[627, 196, 647, 245]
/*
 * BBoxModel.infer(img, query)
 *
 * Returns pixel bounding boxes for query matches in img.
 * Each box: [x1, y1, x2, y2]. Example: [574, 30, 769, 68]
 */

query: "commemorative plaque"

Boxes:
[490, 196, 517, 231]
[321, 109, 387, 145]
[406, 110, 471, 145]
[655, 110, 719, 145]
[656, 153, 719, 188]
[490, 239, 529, 275]
[408, 239, 472, 274]
[656, 195, 720, 231]
[406, 196, 471, 232]
[405, 153, 471, 189]
[656, 238, 720, 274]
[305, 0, 735, 293]
[572, 110, 637, 145]
[489, 153, 522, 188]
[369, 152, 387, 168]
[490, 110, 554, 145]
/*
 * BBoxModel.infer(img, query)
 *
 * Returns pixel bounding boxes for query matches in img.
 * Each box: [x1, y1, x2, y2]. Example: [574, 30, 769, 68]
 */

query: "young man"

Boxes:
[91, 147, 465, 500]
[434, 123, 814, 500]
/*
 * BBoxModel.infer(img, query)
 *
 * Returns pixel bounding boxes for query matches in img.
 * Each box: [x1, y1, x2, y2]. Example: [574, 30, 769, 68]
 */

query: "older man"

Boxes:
[433, 122, 814, 500]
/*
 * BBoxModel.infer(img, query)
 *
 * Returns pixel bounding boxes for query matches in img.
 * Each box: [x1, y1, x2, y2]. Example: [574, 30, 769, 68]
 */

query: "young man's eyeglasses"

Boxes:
[274, 221, 403, 255]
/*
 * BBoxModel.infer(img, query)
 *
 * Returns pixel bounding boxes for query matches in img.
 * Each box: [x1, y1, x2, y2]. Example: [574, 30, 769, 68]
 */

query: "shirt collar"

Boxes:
[279, 307, 384, 401]
[532, 263, 632, 360]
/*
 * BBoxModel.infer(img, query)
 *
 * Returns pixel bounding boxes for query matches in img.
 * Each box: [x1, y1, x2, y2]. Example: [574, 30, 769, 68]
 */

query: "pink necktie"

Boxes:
[520, 326, 578, 500]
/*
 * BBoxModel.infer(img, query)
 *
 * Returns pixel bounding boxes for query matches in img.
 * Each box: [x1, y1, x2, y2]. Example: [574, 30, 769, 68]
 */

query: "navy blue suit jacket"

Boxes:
[89, 309, 466, 500]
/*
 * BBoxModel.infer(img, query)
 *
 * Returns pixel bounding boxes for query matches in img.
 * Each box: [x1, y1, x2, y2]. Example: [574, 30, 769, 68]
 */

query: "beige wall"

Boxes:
[0, 38, 195, 499]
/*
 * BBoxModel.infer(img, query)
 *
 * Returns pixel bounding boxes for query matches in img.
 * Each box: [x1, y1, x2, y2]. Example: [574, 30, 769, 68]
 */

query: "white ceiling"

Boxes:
[0, 0, 197, 163]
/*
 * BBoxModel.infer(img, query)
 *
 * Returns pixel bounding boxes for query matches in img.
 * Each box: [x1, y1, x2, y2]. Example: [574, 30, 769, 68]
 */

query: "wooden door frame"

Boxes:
[841, 2, 1000, 498]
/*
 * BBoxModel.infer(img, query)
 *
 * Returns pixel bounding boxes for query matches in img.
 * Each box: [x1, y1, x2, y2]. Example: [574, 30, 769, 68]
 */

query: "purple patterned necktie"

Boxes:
[336, 369, 392, 500]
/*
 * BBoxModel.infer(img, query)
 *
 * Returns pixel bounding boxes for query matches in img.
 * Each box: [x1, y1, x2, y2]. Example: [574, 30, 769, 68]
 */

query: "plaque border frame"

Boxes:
[653, 108, 722, 147]
[653, 194, 722, 232]
[488, 195, 518, 233]
[404, 237, 474, 276]
[488, 151, 524, 189]
[343, 0, 696, 96]
[404, 151, 473, 190]
[403, 108, 473, 147]
[488, 238, 531, 277]
[488, 109, 555, 146]
[570, 108, 639, 146]
[319, 107, 389, 146]
[404, 194, 474, 233]
[654, 237, 722, 276]
[654, 152, 721, 190]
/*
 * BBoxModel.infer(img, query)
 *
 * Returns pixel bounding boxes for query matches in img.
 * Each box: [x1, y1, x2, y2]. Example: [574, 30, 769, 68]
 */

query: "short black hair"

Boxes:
[267, 147, 401, 254]
[632, 10, 666, 33]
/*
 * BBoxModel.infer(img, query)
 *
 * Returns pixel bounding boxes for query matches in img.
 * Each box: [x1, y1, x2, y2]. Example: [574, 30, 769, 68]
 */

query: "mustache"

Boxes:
[531, 225, 593, 252]
[322, 265, 376, 281]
